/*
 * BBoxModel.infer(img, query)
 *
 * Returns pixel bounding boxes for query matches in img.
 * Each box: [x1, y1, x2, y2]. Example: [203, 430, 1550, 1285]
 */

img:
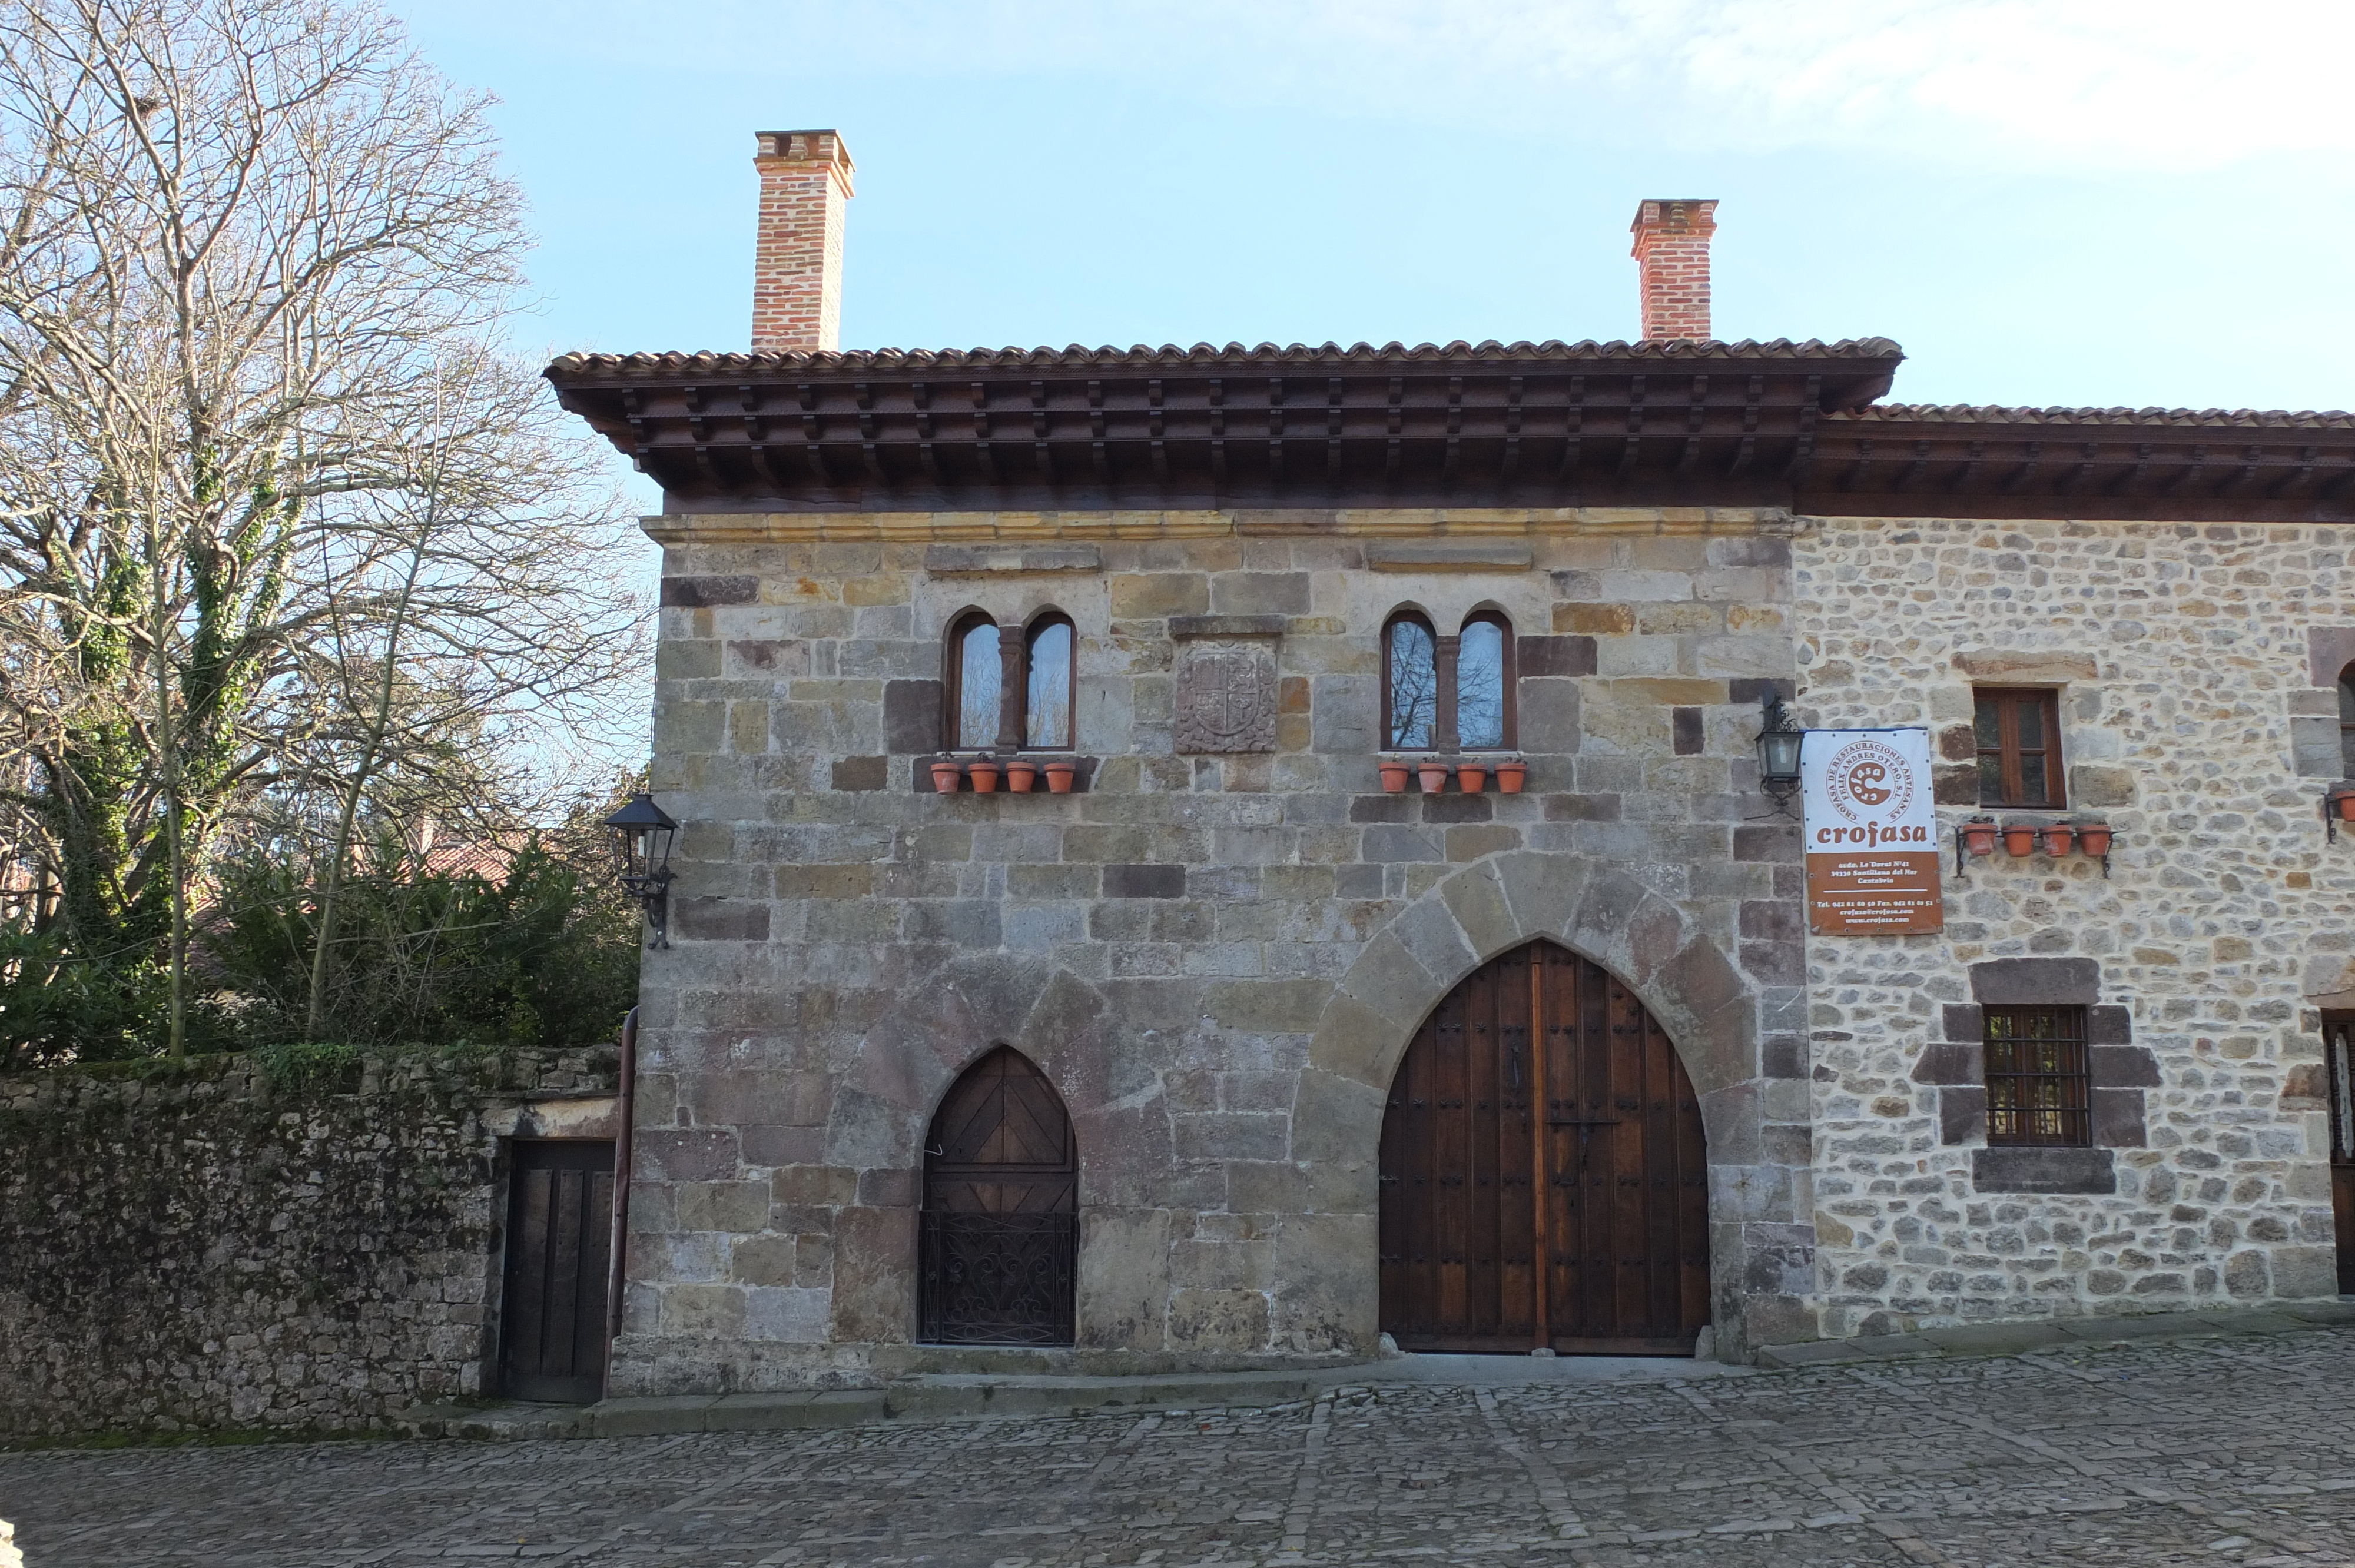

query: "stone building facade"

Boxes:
[545, 129, 2355, 1391]
[1797, 510, 2352, 1334]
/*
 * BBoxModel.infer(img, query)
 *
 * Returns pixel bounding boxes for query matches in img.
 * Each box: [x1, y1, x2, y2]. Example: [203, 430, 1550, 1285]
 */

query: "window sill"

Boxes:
[917, 753, 1097, 794]
[1971, 1145, 2115, 1195]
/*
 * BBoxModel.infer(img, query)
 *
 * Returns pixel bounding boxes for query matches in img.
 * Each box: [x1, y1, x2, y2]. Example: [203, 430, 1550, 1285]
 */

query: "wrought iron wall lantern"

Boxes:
[1756, 695, 1805, 813]
[602, 792, 678, 949]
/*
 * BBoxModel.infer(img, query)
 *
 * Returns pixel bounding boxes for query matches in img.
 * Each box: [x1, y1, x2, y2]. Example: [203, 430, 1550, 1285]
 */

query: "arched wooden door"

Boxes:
[1379, 939, 1710, 1354]
[919, 1046, 1077, 1345]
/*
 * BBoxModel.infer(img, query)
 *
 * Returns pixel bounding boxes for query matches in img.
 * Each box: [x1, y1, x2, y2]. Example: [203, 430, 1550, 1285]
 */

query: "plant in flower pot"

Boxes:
[1494, 756, 1528, 793]
[1961, 816, 1999, 856]
[2040, 822, 2075, 856]
[928, 758, 965, 793]
[2332, 783, 2355, 821]
[1043, 758, 1078, 793]
[1005, 756, 1039, 792]
[967, 756, 1001, 793]
[1379, 758, 1412, 793]
[1417, 757, 1450, 793]
[2002, 823, 2039, 856]
[2075, 821, 2112, 856]
[1457, 760, 1488, 793]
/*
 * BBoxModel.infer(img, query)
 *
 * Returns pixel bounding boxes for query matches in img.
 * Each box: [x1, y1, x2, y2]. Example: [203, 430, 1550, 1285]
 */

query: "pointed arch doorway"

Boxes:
[1379, 940, 1711, 1354]
[918, 1046, 1078, 1346]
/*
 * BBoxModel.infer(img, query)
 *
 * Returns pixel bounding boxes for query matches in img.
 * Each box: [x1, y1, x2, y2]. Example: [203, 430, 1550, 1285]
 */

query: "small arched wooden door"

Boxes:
[1379, 939, 1710, 1354]
[919, 1046, 1077, 1345]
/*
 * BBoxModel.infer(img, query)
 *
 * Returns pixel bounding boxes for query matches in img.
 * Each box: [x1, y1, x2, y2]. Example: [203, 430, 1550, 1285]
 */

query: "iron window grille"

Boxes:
[1984, 1004, 2091, 1147]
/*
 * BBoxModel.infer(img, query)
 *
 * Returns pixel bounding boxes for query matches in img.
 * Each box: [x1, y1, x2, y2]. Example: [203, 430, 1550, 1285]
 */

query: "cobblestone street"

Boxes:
[7, 1329, 2355, 1567]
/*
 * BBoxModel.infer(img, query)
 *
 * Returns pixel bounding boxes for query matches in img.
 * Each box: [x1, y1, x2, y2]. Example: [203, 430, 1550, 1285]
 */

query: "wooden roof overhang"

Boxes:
[544, 339, 1903, 515]
[1803, 404, 2355, 523]
[545, 340, 2355, 524]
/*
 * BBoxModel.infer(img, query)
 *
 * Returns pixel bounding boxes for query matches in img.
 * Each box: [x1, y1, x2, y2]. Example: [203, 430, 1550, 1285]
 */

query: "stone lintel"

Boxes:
[1969, 958, 2099, 1005]
[1951, 649, 2099, 684]
[922, 543, 1104, 574]
[1971, 1146, 2117, 1195]
[1170, 614, 1285, 640]
[1365, 540, 1535, 572]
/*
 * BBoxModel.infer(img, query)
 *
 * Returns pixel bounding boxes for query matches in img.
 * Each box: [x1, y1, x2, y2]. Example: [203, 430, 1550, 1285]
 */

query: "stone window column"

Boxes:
[995, 619, 1026, 750]
[1434, 634, 1461, 755]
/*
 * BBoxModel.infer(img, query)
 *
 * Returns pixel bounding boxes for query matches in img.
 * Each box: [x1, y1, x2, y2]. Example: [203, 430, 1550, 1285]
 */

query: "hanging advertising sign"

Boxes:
[1800, 728, 1944, 935]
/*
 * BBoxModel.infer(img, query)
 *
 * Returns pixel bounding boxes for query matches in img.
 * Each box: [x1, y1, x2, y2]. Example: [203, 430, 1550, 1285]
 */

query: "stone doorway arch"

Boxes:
[918, 1045, 1077, 1346]
[1380, 938, 1709, 1354]
[1287, 850, 1815, 1362]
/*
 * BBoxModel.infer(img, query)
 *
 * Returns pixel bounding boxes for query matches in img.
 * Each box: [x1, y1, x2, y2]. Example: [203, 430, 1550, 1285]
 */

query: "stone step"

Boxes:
[399, 1368, 1336, 1441]
[1756, 1303, 2355, 1369]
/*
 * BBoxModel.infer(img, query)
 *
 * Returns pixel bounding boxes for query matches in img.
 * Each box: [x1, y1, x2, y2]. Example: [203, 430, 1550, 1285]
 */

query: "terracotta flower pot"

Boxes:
[1043, 760, 1078, 794]
[2002, 825, 2038, 857]
[2336, 792, 2355, 822]
[1006, 758, 1038, 793]
[1457, 763, 1488, 793]
[1418, 761, 1450, 793]
[1962, 820, 1999, 856]
[2041, 823, 2075, 856]
[928, 760, 964, 793]
[2077, 823, 2112, 856]
[1379, 760, 1412, 793]
[967, 760, 1001, 793]
[1494, 760, 1528, 794]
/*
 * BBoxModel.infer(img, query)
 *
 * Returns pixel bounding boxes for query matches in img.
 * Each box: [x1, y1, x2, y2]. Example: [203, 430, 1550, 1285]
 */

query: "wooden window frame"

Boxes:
[1983, 1004, 2091, 1147]
[2326, 1014, 2355, 1164]
[2337, 665, 2355, 778]
[1020, 612, 1078, 753]
[1455, 609, 1517, 752]
[943, 609, 1001, 750]
[1974, 686, 2067, 810]
[1382, 610, 1440, 752]
[944, 608, 1079, 752]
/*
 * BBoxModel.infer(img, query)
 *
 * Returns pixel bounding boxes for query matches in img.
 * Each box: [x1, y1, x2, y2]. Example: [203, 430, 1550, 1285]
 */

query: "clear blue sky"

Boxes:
[390, 0, 2352, 441]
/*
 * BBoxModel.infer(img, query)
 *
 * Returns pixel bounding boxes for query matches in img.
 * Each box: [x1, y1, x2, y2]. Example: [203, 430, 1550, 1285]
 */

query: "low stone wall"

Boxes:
[0, 1044, 616, 1439]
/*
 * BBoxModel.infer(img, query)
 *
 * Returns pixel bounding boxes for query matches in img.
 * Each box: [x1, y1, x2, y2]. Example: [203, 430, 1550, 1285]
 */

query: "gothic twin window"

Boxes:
[946, 610, 1075, 750]
[1384, 609, 1515, 752]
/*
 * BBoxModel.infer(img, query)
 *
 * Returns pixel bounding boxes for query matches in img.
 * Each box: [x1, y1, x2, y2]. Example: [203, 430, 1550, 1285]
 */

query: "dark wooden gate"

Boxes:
[920, 1046, 1077, 1345]
[498, 1140, 613, 1403]
[2326, 1015, 2355, 1294]
[1380, 939, 1710, 1354]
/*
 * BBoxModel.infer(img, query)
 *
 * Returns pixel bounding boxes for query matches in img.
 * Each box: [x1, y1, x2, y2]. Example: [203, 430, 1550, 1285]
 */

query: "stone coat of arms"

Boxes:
[1175, 639, 1278, 753]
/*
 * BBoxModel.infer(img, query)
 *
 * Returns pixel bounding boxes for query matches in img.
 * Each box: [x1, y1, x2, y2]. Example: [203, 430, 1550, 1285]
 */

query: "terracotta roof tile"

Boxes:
[1837, 403, 2355, 430]
[546, 337, 1905, 376]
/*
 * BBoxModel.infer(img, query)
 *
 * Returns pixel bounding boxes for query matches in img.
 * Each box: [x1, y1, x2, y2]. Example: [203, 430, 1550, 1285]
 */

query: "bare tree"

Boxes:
[0, 0, 643, 1051]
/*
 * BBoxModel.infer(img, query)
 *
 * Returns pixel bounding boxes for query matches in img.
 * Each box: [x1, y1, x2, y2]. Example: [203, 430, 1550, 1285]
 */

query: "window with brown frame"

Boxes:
[2337, 665, 2355, 778]
[1384, 612, 1438, 750]
[1456, 611, 1516, 750]
[1983, 1005, 2091, 1146]
[944, 609, 1079, 752]
[1973, 687, 2065, 809]
[945, 610, 1004, 749]
[1023, 614, 1076, 750]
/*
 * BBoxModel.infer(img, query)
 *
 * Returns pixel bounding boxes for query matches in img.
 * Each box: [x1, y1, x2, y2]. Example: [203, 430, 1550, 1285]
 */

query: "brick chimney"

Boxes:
[752, 129, 855, 354]
[1629, 199, 1719, 341]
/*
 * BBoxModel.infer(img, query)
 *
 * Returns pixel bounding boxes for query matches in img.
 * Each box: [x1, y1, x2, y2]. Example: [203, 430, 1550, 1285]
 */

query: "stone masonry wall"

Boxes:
[0, 1046, 616, 1437]
[1795, 516, 2345, 1337]
[620, 508, 1814, 1393]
